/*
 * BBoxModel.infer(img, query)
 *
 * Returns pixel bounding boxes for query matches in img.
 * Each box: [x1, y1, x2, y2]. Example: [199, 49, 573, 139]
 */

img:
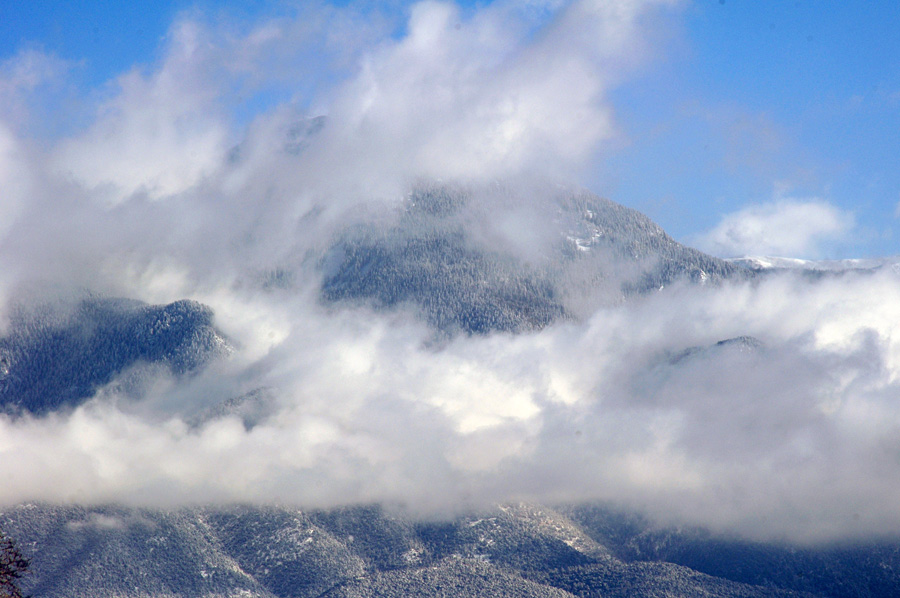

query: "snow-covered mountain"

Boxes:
[0, 297, 230, 416]
[6, 501, 895, 598]
[321, 182, 745, 333]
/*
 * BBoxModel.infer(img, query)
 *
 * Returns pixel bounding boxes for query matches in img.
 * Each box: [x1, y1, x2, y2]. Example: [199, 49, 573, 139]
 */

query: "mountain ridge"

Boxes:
[3, 502, 854, 598]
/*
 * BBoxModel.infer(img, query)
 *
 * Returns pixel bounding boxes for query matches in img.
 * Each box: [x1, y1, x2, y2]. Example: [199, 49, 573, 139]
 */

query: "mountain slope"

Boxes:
[0, 297, 230, 415]
[321, 184, 747, 334]
[1, 503, 835, 598]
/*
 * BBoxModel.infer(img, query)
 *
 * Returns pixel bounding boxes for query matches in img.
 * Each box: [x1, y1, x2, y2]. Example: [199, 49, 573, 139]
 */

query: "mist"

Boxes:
[2, 0, 898, 545]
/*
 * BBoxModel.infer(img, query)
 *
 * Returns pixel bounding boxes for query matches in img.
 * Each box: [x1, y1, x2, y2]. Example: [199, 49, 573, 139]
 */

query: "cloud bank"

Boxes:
[3, 0, 900, 545]
[5, 270, 900, 544]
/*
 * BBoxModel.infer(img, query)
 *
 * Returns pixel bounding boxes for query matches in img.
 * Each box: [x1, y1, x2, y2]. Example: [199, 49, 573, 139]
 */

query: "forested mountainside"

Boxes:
[0, 297, 230, 416]
[321, 183, 746, 333]
[11, 502, 895, 598]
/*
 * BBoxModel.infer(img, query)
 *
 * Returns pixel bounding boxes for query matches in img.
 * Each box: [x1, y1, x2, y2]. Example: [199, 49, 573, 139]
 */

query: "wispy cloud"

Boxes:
[0, 0, 678, 308]
[694, 198, 854, 258]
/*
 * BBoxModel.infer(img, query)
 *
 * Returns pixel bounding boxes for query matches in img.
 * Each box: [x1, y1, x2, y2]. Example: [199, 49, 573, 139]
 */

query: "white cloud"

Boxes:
[0, 124, 32, 239]
[6, 270, 900, 543]
[0, 49, 72, 134]
[49, 21, 231, 202]
[695, 199, 854, 258]
[12, 0, 675, 208]
[0, 0, 682, 300]
[306, 0, 678, 191]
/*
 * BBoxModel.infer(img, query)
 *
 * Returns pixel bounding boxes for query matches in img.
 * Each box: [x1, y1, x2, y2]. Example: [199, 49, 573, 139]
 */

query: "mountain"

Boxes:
[0, 297, 230, 416]
[0, 183, 741, 415]
[7, 501, 897, 597]
[1, 502, 850, 598]
[321, 183, 747, 334]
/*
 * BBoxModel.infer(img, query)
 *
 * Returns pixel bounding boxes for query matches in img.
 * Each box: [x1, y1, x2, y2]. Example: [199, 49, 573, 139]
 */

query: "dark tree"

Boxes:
[0, 531, 28, 598]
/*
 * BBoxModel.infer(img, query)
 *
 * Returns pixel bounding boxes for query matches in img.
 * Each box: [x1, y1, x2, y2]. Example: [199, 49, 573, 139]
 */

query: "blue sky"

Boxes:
[2, 0, 899, 258]
[600, 1, 900, 258]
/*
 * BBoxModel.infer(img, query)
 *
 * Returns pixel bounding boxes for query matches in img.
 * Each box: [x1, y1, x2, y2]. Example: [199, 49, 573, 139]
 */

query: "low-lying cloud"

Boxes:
[4, 270, 900, 544]
[2, 0, 899, 546]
